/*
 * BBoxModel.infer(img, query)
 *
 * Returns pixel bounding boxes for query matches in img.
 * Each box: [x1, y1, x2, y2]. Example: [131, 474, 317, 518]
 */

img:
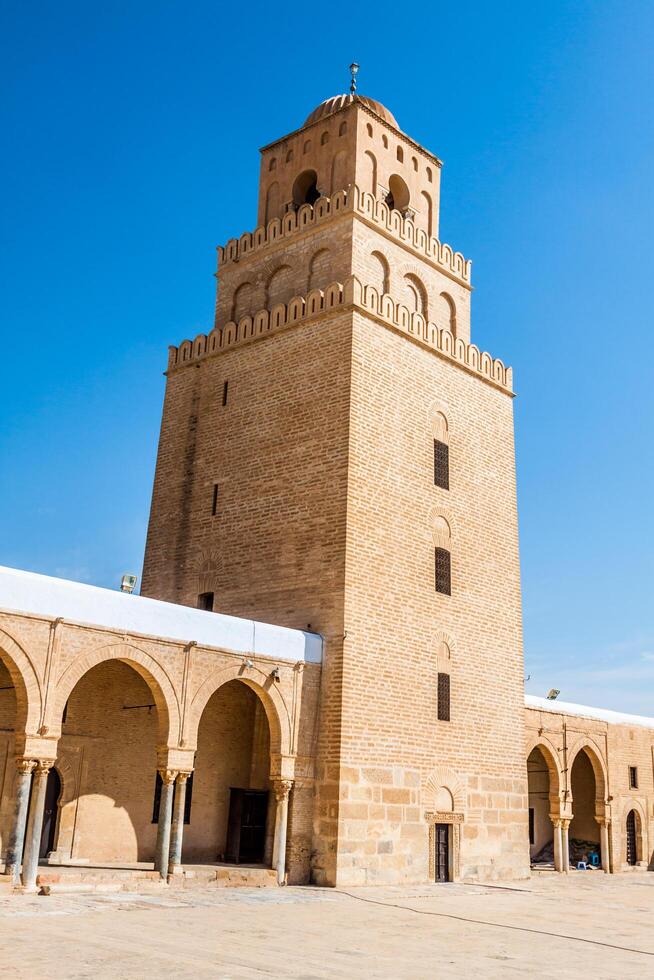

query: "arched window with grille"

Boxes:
[432, 515, 452, 596]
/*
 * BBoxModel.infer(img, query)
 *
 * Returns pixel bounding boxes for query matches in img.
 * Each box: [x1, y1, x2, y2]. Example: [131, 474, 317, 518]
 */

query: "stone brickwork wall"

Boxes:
[141, 93, 526, 885]
[257, 100, 442, 239]
[0, 608, 320, 883]
[325, 309, 527, 884]
[5, 93, 650, 892]
[525, 704, 654, 871]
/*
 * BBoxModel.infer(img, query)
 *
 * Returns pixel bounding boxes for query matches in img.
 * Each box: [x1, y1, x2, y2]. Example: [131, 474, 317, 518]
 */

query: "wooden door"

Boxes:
[225, 789, 269, 864]
[239, 791, 268, 863]
[434, 823, 450, 882]
[626, 810, 637, 865]
[225, 788, 244, 863]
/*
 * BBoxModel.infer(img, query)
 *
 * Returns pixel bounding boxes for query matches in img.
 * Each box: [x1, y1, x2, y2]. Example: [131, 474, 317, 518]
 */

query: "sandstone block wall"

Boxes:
[324, 309, 528, 884]
[525, 705, 654, 870]
[0, 608, 320, 882]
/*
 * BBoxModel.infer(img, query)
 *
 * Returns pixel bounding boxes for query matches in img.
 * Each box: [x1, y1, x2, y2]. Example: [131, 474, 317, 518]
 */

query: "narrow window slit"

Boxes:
[435, 548, 451, 595]
[437, 672, 450, 721]
[434, 440, 449, 489]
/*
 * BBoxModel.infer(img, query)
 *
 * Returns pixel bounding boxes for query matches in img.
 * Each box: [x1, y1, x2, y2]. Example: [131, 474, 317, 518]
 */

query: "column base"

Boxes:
[13, 883, 39, 895]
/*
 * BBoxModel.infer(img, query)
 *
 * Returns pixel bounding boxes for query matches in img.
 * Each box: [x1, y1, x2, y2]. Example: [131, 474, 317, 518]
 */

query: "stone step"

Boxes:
[32, 865, 278, 894]
[37, 869, 161, 886]
[169, 867, 278, 889]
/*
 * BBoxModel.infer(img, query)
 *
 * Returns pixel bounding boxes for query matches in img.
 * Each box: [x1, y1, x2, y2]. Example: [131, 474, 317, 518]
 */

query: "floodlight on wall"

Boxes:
[271, 667, 281, 683]
[242, 658, 254, 669]
[120, 574, 137, 594]
[546, 689, 560, 701]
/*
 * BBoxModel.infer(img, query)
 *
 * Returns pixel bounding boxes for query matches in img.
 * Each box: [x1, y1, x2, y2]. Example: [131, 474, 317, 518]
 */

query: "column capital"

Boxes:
[560, 818, 571, 831]
[157, 746, 195, 772]
[158, 768, 179, 785]
[176, 771, 192, 784]
[269, 753, 297, 782]
[35, 760, 54, 776]
[550, 816, 562, 828]
[15, 758, 37, 775]
[273, 778, 294, 802]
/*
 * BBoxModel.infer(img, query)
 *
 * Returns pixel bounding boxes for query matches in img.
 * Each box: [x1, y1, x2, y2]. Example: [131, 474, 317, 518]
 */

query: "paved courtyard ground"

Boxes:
[0, 871, 653, 978]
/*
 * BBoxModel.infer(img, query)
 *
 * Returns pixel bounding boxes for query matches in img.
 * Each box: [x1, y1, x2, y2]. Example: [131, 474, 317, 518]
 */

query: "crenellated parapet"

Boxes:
[217, 185, 472, 287]
[168, 277, 511, 392]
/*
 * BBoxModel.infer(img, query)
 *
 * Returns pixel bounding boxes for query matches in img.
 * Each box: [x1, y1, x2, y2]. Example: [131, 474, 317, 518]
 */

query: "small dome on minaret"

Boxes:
[303, 94, 399, 130]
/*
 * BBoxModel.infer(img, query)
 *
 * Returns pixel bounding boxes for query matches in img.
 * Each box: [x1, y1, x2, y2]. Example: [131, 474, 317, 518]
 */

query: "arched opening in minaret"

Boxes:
[386, 173, 410, 214]
[292, 169, 319, 207]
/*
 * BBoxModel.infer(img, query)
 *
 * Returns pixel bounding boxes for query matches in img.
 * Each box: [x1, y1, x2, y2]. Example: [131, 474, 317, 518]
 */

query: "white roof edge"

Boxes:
[0, 565, 322, 665]
[525, 694, 654, 731]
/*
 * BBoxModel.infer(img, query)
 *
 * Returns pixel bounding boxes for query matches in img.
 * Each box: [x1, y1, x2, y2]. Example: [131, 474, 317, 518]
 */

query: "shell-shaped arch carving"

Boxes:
[423, 766, 466, 814]
[434, 630, 456, 665]
[0, 626, 42, 734]
[186, 664, 291, 756]
[50, 642, 180, 748]
[198, 551, 223, 594]
[429, 508, 454, 548]
[428, 399, 451, 441]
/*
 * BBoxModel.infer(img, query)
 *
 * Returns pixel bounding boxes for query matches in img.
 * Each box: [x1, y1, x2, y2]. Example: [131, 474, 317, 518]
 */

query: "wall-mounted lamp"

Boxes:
[120, 574, 137, 594]
[546, 689, 560, 700]
[242, 658, 254, 669]
[271, 667, 281, 683]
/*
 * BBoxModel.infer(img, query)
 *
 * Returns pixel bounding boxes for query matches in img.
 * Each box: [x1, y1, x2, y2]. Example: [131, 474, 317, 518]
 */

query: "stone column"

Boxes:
[599, 820, 610, 873]
[552, 818, 563, 873]
[21, 761, 53, 891]
[168, 772, 190, 877]
[5, 759, 36, 883]
[561, 819, 570, 873]
[272, 779, 293, 886]
[154, 768, 177, 878]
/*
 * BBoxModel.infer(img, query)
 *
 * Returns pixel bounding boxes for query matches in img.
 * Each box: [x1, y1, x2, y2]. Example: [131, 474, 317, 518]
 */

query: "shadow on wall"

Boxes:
[57, 661, 159, 863]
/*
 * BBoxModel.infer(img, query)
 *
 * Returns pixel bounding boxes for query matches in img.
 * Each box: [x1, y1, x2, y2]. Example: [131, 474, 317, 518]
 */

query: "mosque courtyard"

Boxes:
[0, 872, 652, 978]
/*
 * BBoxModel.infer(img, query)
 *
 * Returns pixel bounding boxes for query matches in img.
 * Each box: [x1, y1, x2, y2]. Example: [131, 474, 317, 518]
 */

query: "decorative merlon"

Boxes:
[167, 276, 512, 392]
[216, 184, 472, 286]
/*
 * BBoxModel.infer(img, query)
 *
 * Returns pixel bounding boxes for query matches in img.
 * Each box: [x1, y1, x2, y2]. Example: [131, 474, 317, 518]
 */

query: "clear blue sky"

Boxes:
[1, 2, 652, 713]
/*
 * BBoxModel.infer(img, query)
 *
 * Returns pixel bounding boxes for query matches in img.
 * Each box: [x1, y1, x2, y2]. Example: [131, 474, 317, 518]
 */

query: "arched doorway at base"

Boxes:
[626, 809, 638, 866]
[434, 823, 450, 882]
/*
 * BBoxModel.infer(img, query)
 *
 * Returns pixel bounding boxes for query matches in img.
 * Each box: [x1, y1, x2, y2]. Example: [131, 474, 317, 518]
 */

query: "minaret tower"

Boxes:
[142, 78, 528, 885]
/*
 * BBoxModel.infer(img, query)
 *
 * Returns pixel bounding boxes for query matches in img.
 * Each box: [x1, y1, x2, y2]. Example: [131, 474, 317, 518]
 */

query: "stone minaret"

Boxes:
[141, 90, 528, 885]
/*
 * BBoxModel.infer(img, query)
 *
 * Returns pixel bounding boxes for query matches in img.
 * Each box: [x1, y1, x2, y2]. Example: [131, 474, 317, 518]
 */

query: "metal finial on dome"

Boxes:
[349, 62, 360, 95]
